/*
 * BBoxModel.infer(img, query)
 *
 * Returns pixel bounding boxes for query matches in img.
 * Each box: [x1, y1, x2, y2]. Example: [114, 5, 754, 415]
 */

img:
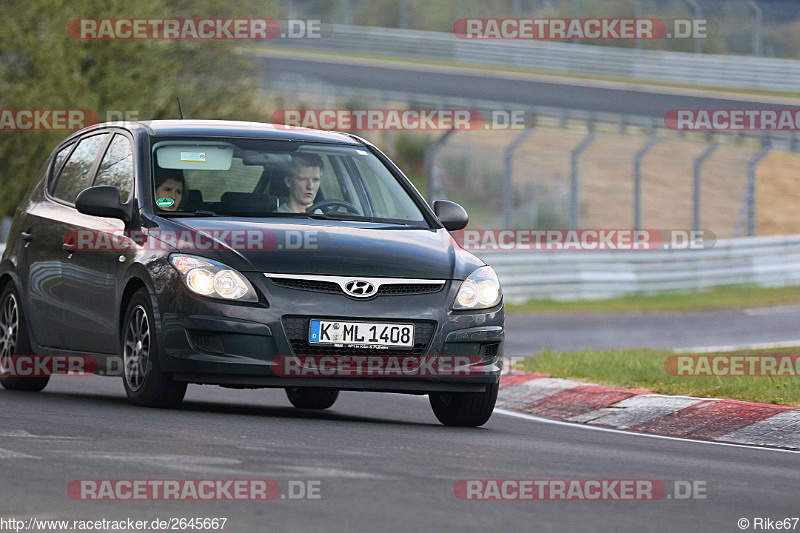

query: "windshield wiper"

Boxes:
[305, 213, 412, 226]
[193, 210, 220, 217]
[306, 213, 376, 222]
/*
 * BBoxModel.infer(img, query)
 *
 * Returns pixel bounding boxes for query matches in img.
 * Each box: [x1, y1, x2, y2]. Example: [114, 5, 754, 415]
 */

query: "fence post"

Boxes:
[630, 0, 643, 50]
[633, 122, 659, 230]
[503, 125, 536, 229]
[692, 142, 718, 231]
[683, 0, 703, 53]
[424, 129, 456, 203]
[399, 0, 410, 29]
[746, 139, 771, 236]
[747, 0, 763, 57]
[569, 119, 595, 229]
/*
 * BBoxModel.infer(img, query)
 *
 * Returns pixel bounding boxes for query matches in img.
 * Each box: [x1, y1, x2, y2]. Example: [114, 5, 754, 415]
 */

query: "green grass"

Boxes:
[516, 347, 800, 406]
[506, 285, 800, 314]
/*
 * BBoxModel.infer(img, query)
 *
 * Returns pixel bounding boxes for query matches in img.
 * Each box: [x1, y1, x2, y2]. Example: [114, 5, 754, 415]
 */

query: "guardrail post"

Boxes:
[504, 123, 536, 229]
[633, 121, 659, 230]
[745, 139, 771, 237]
[569, 119, 596, 229]
[424, 129, 456, 203]
[692, 141, 718, 231]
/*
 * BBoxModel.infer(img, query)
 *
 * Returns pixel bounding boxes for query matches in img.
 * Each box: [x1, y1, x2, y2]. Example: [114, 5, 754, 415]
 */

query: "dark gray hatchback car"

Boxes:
[0, 120, 504, 426]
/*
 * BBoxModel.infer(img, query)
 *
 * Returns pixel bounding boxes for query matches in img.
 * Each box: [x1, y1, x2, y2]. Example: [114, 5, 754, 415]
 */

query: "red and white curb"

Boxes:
[497, 373, 800, 450]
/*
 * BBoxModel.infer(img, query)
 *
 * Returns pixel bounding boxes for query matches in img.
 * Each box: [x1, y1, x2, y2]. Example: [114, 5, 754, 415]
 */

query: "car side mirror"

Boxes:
[75, 186, 132, 222]
[433, 200, 469, 231]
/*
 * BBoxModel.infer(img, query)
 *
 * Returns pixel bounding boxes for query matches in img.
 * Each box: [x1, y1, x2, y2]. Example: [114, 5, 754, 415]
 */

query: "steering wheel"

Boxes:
[309, 199, 360, 215]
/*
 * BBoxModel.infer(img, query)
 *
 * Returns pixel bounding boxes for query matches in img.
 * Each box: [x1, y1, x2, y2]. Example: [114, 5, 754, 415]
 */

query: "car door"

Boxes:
[30, 132, 111, 349]
[59, 132, 136, 354]
[15, 145, 74, 349]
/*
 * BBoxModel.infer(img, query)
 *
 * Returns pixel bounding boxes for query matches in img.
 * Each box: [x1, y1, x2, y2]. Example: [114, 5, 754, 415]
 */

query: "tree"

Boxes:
[0, 0, 279, 215]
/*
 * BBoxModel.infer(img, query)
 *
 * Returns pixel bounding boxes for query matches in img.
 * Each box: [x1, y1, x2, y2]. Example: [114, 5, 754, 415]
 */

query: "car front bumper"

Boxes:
[154, 275, 504, 393]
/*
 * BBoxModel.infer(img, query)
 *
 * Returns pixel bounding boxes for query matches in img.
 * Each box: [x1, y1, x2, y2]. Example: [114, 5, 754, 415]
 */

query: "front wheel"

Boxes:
[121, 289, 186, 408]
[429, 382, 498, 427]
[285, 387, 339, 409]
[0, 284, 49, 392]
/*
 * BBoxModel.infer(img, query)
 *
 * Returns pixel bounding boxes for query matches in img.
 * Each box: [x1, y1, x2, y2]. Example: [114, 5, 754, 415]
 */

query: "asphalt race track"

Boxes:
[504, 306, 800, 356]
[1, 376, 798, 532]
[254, 53, 800, 116]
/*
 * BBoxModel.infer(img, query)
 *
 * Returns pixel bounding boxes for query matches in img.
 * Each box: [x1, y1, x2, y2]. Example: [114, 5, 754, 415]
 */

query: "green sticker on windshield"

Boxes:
[156, 197, 175, 208]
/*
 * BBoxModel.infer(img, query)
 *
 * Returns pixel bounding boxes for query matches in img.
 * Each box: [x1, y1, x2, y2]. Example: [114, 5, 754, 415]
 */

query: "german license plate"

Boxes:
[309, 320, 414, 348]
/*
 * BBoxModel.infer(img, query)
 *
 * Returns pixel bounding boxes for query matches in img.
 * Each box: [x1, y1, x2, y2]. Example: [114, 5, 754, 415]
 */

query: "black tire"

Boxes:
[121, 289, 186, 408]
[0, 284, 49, 392]
[285, 387, 339, 409]
[429, 382, 499, 427]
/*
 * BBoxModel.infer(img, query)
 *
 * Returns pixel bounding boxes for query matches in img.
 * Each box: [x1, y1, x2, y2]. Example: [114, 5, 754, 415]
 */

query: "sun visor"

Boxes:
[155, 144, 234, 171]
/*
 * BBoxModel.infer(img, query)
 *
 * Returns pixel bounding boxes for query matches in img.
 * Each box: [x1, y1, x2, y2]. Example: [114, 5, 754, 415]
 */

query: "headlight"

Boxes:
[453, 266, 502, 310]
[170, 254, 258, 302]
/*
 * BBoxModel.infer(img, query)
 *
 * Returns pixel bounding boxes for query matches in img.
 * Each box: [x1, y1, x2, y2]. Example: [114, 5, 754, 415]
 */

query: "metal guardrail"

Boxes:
[474, 234, 800, 303]
[2, 236, 799, 303]
[268, 24, 800, 92]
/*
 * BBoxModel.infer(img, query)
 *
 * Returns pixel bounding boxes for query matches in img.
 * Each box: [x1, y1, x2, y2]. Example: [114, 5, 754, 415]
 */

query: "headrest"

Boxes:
[220, 192, 273, 214]
[183, 189, 203, 211]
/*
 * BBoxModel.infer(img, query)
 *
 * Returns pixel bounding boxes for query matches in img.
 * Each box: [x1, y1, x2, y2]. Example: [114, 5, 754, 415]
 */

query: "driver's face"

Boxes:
[284, 165, 321, 212]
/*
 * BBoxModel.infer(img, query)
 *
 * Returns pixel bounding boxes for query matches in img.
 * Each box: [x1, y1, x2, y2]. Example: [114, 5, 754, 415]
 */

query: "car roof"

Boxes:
[79, 119, 362, 145]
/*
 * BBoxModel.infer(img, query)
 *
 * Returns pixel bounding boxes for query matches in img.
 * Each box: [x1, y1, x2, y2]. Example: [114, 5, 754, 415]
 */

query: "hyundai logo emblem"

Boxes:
[343, 280, 377, 298]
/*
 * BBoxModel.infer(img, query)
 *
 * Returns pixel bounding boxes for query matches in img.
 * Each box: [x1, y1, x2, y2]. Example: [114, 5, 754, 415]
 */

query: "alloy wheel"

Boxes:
[124, 305, 150, 391]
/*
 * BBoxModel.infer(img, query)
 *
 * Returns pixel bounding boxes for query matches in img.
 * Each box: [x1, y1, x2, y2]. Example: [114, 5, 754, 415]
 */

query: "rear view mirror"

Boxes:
[75, 186, 132, 222]
[433, 200, 469, 231]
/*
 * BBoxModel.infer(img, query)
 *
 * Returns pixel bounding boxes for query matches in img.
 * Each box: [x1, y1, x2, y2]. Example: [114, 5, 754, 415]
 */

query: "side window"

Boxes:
[94, 134, 134, 203]
[52, 143, 74, 180]
[52, 133, 109, 204]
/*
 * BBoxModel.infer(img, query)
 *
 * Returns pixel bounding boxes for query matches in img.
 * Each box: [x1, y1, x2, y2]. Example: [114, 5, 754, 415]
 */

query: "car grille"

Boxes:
[376, 283, 443, 295]
[269, 278, 340, 293]
[268, 278, 443, 297]
[281, 316, 437, 356]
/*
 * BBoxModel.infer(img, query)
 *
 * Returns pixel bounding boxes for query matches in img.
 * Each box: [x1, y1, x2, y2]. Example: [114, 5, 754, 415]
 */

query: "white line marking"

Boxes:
[0, 447, 40, 459]
[673, 340, 800, 353]
[493, 408, 800, 454]
[0, 429, 86, 440]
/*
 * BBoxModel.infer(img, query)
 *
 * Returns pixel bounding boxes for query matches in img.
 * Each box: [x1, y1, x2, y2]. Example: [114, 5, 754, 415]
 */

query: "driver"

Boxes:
[276, 153, 323, 213]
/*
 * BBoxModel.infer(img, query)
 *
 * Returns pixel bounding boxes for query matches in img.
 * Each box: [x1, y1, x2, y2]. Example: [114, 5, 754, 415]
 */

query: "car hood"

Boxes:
[154, 218, 484, 280]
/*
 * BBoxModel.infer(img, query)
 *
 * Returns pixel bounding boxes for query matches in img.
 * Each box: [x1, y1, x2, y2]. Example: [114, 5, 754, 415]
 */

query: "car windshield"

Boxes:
[150, 137, 429, 227]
